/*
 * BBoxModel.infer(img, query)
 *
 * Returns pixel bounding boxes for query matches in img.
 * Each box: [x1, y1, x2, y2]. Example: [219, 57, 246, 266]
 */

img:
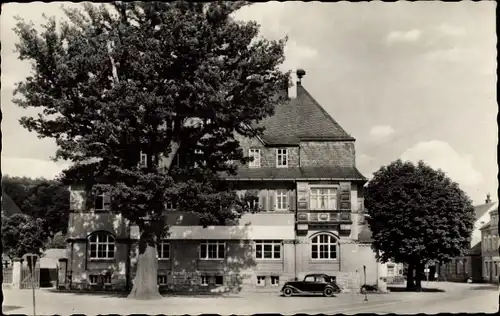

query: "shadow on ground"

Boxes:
[2, 306, 23, 312]
[45, 288, 242, 299]
[387, 286, 445, 293]
[469, 285, 498, 291]
[46, 288, 129, 298]
[279, 294, 339, 298]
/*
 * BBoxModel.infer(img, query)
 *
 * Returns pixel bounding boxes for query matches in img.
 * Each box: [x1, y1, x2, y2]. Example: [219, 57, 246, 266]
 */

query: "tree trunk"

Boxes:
[415, 262, 422, 292]
[406, 262, 415, 290]
[127, 232, 162, 300]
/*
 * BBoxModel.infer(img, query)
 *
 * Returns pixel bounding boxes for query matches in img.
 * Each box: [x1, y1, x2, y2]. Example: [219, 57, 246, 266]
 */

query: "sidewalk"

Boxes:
[2, 288, 395, 315]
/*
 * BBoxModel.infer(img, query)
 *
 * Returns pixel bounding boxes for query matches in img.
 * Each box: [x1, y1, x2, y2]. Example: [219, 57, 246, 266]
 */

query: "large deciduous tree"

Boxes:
[13, 1, 289, 299]
[364, 159, 475, 291]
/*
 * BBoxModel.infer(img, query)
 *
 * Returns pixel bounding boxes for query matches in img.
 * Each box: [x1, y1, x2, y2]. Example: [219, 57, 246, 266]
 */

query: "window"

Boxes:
[200, 241, 225, 259]
[276, 149, 288, 167]
[387, 265, 395, 277]
[139, 151, 148, 168]
[275, 190, 288, 211]
[256, 276, 266, 286]
[485, 262, 489, 276]
[311, 234, 337, 260]
[495, 262, 498, 277]
[157, 241, 170, 260]
[214, 275, 224, 286]
[200, 275, 209, 286]
[304, 275, 315, 282]
[255, 240, 281, 260]
[270, 276, 279, 286]
[165, 201, 176, 211]
[94, 192, 111, 211]
[89, 275, 98, 284]
[310, 188, 337, 210]
[248, 149, 261, 168]
[89, 274, 111, 285]
[157, 275, 168, 285]
[88, 232, 115, 260]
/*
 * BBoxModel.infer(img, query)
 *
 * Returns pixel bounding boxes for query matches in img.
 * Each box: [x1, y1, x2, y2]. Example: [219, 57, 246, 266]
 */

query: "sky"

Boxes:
[1, 1, 497, 205]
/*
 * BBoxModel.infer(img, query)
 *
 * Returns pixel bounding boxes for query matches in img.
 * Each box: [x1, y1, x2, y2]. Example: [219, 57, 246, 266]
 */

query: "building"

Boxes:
[438, 194, 497, 283]
[61, 71, 383, 293]
[480, 199, 499, 283]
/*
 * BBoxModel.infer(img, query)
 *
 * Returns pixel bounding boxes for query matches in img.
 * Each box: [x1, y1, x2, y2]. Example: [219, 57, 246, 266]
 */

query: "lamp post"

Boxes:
[363, 265, 368, 301]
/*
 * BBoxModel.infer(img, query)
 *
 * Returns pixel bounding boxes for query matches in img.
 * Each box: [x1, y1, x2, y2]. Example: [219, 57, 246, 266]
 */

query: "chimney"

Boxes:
[296, 69, 306, 85]
[486, 193, 492, 204]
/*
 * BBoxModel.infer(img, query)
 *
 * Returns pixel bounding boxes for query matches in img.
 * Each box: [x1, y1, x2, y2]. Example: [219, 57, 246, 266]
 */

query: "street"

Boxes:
[3, 282, 498, 315]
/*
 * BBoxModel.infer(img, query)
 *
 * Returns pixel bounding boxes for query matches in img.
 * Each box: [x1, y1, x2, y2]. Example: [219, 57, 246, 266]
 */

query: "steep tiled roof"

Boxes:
[474, 202, 497, 221]
[223, 166, 366, 181]
[256, 84, 355, 145]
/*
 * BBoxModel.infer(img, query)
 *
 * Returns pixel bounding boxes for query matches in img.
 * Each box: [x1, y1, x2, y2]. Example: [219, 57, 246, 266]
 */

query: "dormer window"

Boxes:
[276, 149, 288, 168]
[139, 151, 148, 168]
[248, 149, 261, 168]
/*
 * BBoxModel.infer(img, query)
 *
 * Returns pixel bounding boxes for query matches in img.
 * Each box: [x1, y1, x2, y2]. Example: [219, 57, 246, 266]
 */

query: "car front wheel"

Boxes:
[323, 287, 335, 297]
[283, 287, 293, 297]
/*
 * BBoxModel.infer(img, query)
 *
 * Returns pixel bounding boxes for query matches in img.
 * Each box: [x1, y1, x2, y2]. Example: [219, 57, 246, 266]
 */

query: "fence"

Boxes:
[3, 267, 13, 284]
[20, 259, 40, 289]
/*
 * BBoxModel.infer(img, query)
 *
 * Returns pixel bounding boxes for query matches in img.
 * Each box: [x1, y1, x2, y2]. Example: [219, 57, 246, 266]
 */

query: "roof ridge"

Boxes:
[298, 84, 355, 141]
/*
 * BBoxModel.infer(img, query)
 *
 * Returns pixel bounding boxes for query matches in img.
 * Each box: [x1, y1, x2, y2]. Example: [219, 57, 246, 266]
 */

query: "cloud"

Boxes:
[401, 140, 483, 187]
[233, 2, 317, 71]
[1, 157, 71, 180]
[386, 29, 422, 44]
[436, 23, 466, 37]
[368, 125, 395, 141]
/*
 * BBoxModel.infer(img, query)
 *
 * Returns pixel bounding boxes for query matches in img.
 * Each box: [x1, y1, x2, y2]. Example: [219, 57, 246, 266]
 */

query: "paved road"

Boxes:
[3, 282, 498, 315]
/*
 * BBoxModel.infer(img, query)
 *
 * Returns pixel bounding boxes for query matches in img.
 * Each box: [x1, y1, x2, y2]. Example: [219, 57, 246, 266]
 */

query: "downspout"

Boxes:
[126, 224, 131, 291]
[294, 180, 298, 280]
[69, 240, 74, 289]
[294, 239, 297, 280]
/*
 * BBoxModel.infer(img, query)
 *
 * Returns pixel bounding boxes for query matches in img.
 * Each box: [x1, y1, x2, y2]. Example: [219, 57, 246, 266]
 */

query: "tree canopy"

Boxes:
[13, 1, 288, 228]
[364, 159, 475, 290]
[13, 1, 289, 298]
[2, 214, 48, 258]
[2, 176, 70, 237]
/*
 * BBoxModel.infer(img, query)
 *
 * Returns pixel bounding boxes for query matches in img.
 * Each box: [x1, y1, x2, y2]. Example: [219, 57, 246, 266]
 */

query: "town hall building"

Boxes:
[61, 71, 385, 293]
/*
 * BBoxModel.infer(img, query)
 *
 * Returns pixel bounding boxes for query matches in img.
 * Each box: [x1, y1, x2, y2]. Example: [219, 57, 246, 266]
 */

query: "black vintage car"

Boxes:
[281, 273, 341, 297]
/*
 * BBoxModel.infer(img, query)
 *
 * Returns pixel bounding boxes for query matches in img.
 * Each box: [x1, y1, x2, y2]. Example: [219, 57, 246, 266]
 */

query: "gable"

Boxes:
[474, 202, 496, 221]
